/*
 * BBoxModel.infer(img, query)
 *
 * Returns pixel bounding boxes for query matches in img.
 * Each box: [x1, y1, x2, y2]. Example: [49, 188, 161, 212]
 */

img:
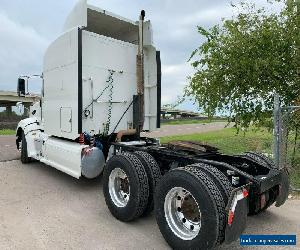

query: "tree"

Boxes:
[187, 0, 299, 128]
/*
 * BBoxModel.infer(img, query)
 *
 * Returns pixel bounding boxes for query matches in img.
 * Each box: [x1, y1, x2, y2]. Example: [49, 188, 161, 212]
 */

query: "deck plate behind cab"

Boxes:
[166, 141, 219, 154]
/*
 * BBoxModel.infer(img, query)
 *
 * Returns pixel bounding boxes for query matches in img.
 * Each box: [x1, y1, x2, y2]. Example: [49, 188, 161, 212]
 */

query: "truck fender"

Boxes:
[16, 118, 43, 150]
[16, 118, 43, 136]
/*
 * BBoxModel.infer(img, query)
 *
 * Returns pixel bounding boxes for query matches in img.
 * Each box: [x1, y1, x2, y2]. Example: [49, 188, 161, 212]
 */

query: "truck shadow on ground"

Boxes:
[27, 161, 103, 190]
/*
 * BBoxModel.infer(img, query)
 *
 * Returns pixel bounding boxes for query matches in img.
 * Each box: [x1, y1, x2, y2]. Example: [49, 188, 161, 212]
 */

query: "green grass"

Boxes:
[0, 129, 15, 135]
[161, 127, 299, 188]
[162, 119, 226, 126]
[161, 128, 273, 155]
[290, 169, 300, 190]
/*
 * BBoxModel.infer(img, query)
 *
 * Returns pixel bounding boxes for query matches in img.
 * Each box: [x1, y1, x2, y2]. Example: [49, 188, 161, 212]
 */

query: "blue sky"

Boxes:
[0, 0, 283, 112]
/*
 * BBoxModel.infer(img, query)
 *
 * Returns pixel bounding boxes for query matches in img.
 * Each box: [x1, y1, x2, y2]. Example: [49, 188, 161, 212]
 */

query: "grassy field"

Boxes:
[161, 127, 273, 154]
[161, 128, 299, 188]
[161, 118, 227, 126]
[0, 129, 15, 135]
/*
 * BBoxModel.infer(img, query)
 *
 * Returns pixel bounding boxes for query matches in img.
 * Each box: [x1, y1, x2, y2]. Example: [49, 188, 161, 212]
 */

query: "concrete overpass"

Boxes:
[161, 108, 202, 119]
[0, 91, 40, 115]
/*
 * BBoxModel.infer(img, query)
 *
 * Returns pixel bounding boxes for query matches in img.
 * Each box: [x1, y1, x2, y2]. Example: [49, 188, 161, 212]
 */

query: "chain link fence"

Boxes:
[273, 95, 300, 190]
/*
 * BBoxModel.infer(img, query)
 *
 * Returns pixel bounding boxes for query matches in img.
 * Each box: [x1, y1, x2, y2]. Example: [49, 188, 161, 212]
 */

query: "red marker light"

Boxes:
[228, 210, 234, 225]
[79, 133, 84, 145]
[243, 189, 249, 198]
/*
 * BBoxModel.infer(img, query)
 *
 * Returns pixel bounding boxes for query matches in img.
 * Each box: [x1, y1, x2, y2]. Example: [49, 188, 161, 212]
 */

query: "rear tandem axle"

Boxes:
[102, 138, 289, 249]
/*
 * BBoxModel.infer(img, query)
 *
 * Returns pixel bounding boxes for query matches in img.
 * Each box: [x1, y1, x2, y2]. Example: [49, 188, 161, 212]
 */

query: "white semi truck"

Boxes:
[16, 1, 289, 249]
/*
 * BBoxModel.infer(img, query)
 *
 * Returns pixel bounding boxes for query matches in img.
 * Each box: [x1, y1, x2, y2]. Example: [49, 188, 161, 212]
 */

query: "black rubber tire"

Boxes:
[103, 152, 149, 222]
[134, 151, 162, 216]
[155, 166, 226, 249]
[243, 151, 276, 169]
[20, 131, 31, 164]
[184, 166, 226, 245]
[242, 152, 277, 215]
[192, 163, 233, 205]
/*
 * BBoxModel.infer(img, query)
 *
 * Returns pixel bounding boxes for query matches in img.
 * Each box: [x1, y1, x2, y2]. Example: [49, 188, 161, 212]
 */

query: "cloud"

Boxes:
[161, 62, 194, 105]
[152, 2, 233, 107]
[0, 12, 49, 91]
[163, 63, 191, 77]
[0, 0, 285, 111]
[181, 5, 232, 27]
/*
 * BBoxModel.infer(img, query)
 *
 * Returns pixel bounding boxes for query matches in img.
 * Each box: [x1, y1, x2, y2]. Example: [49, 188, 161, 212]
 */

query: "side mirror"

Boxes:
[17, 78, 26, 96]
[16, 101, 23, 114]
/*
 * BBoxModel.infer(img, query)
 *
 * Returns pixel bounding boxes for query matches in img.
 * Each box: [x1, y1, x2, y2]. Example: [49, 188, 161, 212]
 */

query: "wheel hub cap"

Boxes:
[164, 187, 201, 240]
[109, 168, 130, 207]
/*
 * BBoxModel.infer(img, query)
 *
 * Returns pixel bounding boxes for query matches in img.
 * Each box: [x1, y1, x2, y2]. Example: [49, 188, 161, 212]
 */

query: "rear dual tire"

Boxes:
[241, 151, 278, 214]
[103, 152, 149, 222]
[191, 163, 233, 205]
[134, 151, 161, 216]
[104, 154, 231, 249]
[242, 151, 276, 169]
[155, 166, 227, 250]
[103, 151, 161, 221]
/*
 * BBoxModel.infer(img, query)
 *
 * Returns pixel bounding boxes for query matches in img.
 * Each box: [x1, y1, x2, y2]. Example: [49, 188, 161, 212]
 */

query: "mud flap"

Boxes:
[275, 168, 289, 207]
[225, 185, 250, 244]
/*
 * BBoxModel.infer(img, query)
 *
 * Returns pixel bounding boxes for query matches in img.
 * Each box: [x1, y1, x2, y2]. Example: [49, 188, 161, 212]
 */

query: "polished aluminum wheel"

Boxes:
[109, 168, 130, 207]
[164, 187, 201, 240]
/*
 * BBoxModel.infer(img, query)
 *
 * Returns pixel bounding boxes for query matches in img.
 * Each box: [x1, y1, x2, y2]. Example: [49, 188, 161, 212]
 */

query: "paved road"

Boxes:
[0, 160, 299, 250]
[0, 135, 19, 162]
[142, 122, 231, 138]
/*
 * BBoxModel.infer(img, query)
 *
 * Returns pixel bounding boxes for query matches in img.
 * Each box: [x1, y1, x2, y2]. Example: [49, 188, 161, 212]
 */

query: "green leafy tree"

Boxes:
[187, 0, 299, 128]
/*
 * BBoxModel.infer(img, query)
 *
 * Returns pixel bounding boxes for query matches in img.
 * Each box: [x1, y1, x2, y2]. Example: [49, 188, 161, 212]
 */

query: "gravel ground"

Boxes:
[0, 160, 299, 250]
